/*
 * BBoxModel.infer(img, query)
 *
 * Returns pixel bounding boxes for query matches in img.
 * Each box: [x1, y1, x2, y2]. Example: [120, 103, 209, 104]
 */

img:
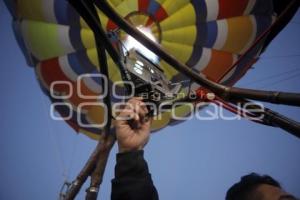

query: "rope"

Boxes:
[261, 54, 300, 59]
[39, 93, 80, 200]
[66, 133, 79, 179]
[260, 72, 300, 89]
[240, 66, 300, 87]
[39, 93, 68, 181]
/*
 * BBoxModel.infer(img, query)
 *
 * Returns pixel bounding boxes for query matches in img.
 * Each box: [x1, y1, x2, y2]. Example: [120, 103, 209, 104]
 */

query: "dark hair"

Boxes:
[226, 173, 281, 200]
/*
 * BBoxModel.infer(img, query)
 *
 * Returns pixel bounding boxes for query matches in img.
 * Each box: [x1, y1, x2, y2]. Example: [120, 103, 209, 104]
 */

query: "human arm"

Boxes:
[111, 98, 158, 200]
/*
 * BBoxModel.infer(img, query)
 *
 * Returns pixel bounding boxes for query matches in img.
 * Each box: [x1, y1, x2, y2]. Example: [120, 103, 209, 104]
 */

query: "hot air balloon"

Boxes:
[4, 0, 300, 199]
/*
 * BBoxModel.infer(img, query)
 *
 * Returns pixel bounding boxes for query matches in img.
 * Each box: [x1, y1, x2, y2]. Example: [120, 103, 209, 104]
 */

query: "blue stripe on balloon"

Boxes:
[147, 0, 160, 16]
[67, 51, 96, 76]
[251, 0, 273, 16]
[205, 21, 218, 47]
[187, 0, 207, 67]
[54, 0, 80, 26]
[191, 0, 207, 22]
[89, 69, 103, 86]
[54, 0, 69, 25]
[197, 22, 208, 46]
[186, 21, 206, 67]
[69, 28, 85, 50]
[186, 46, 203, 67]
[66, 2, 81, 27]
[254, 15, 272, 39]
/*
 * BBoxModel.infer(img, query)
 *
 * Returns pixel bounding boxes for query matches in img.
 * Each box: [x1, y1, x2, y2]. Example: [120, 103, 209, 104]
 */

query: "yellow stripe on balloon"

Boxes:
[172, 103, 193, 120]
[240, 16, 257, 54]
[128, 15, 141, 25]
[85, 48, 122, 82]
[86, 48, 99, 68]
[107, 57, 123, 82]
[138, 15, 150, 26]
[119, 31, 128, 41]
[116, 0, 138, 17]
[162, 0, 190, 16]
[156, 0, 167, 4]
[222, 16, 254, 54]
[161, 41, 193, 63]
[86, 104, 106, 126]
[22, 20, 73, 60]
[79, 129, 101, 140]
[159, 60, 179, 80]
[176, 87, 189, 99]
[80, 29, 96, 49]
[108, 0, 125, 7]
[163, 26, 196, 46]
[79, 11, 108, 30]
[98, 10, 109, 30]
[151, 111, 171, 131]
[79, 17, 89, 29]
[157, 4, 196, 32]
[129, 15, 148, 26]
[153, 32, 160, 41]
[17, 0, 44, 22]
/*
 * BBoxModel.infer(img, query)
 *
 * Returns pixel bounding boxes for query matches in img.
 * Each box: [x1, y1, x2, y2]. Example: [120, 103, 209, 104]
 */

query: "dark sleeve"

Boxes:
[111, 150, 159, 200]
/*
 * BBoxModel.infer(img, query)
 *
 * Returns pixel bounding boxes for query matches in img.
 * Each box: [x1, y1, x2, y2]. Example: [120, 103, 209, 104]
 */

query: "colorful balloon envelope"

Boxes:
[5, 0, 286, 139]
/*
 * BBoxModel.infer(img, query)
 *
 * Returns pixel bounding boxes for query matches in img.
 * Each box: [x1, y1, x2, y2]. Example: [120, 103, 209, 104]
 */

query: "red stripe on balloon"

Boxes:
[218, 0, 249, 19]
[107, 20, 118, 30]
[40, 58, 72, 92]
[145, 7, 168, 26]
[154, 7, 168, 22]
[138, 0, 150, 12]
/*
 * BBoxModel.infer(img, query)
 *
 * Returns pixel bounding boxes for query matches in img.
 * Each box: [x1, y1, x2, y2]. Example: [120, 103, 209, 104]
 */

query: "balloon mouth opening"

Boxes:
[122, 26, 159, 64]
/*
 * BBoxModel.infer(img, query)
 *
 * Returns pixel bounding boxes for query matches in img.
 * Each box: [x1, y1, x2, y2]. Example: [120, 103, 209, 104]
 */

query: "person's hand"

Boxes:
[114, 97, 151, 153]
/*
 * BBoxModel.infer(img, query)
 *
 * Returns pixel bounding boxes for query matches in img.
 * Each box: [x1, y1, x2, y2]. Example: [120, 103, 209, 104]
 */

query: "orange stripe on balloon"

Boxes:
[218, 0, 249, 19]
[68, 79, 98, 107]
[202, 50, 234, 82]
[146, 18, 154, 26]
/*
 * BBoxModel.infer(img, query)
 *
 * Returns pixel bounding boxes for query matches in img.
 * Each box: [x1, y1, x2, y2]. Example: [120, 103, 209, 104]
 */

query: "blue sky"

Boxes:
[0, 1, 300, 199]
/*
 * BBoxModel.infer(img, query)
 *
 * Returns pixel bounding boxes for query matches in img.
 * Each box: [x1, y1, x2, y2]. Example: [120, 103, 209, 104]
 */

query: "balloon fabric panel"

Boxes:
[5, 0, 280, 139]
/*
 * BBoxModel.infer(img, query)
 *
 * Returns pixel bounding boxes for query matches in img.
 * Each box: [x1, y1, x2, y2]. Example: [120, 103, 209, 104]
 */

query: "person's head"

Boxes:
[226, 173, 298, 200]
